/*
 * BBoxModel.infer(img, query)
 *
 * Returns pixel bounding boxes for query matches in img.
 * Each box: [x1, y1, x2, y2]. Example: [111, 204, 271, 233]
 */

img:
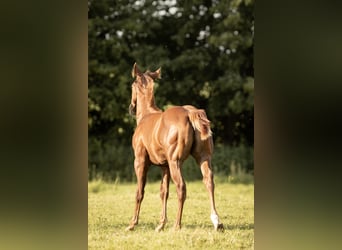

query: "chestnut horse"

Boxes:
[126, 63, 223, 231]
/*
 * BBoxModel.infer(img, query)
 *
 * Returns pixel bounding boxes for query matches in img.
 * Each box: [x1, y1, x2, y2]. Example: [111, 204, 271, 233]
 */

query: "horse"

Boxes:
[126, 63, 224, 232]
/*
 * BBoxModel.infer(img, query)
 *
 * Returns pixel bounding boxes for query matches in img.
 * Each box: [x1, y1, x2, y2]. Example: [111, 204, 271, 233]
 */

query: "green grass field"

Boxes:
[88, 180, 254, 249]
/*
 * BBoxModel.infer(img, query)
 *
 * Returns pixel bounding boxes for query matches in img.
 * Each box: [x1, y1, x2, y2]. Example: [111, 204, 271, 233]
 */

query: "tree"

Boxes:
[88, 0, 254, 179]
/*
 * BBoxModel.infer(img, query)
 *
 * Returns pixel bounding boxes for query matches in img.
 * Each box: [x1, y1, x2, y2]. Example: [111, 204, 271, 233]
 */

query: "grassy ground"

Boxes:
[88, 180, 254, 249]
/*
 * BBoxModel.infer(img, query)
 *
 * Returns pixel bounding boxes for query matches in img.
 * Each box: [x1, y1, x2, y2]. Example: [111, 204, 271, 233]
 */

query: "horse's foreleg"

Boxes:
[169, 160, 186, 230]
[155, 166, 170, 232]
[126, 158, 148, 231]
[200, 159, 224, 231]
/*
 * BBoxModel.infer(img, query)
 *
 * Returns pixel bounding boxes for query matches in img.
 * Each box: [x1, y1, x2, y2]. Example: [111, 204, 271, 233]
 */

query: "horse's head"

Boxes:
[129, 63, 161, 116]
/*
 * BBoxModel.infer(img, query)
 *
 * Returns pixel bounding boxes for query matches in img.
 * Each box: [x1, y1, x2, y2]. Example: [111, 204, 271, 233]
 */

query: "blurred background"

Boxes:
[3, 0, 342, 249]
[88, 0, 254, 182]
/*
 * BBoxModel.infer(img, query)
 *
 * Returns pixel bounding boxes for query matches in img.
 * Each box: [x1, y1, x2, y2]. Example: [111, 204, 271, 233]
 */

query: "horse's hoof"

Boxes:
[155, 224, 164, 232]
[125, 225, 134, 231]
[215, 223, 224, 232]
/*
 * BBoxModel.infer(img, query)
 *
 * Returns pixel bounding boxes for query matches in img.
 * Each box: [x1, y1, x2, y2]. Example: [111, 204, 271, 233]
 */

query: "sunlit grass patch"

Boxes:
[89, 181, 254, 249]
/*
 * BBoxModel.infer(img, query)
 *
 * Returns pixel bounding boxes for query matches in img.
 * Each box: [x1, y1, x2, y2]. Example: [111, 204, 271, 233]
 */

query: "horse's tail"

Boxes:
[184, 105, 212, 140]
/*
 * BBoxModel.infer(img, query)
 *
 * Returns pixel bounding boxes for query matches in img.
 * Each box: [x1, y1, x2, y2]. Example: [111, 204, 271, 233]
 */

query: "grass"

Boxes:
[88, 180, 254, 249]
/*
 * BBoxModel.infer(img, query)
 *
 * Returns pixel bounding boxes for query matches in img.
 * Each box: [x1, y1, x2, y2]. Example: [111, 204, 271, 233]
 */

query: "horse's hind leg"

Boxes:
[126, 155, 149, 231]
[168, 160, 186, 230]
[155, 166, 170, 232]
[199, 157, 224, 231]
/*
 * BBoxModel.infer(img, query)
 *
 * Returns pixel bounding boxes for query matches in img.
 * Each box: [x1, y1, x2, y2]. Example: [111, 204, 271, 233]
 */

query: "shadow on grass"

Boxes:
[110, 220, 254, 232]
[111, 222, 157, 231]
[225, 223, 254, 230]
[181, 222, 254, 231]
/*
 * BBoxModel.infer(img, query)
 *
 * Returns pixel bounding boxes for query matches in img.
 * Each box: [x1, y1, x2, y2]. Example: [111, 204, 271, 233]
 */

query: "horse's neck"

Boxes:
[136, 96, 161, 124]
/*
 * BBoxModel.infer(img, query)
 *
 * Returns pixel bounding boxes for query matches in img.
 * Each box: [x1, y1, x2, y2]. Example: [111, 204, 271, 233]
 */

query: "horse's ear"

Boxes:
[131, 62, 142, 78]
[148, 67, 161, 80]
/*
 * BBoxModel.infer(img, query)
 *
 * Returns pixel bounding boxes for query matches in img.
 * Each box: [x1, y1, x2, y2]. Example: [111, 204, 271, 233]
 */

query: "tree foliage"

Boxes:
[88, 0, 254, 179]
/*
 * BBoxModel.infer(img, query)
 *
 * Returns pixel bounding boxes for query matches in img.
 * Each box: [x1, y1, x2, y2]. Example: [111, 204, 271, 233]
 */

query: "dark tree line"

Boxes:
[88, 0, 254, 180]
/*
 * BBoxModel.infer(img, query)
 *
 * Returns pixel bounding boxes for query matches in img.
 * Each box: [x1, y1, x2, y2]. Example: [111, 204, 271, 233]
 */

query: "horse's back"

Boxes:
[162, 106, 189, 123]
